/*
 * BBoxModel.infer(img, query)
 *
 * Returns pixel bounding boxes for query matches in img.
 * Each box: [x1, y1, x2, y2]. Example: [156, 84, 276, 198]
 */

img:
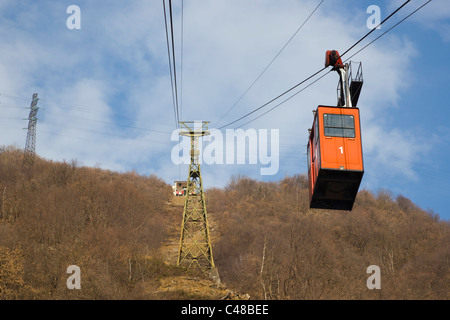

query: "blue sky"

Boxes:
[0, 0, 449, 220]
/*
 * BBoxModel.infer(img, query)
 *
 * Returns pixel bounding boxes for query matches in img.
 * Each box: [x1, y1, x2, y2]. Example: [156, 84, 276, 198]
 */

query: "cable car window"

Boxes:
[323, 114, 355, 138]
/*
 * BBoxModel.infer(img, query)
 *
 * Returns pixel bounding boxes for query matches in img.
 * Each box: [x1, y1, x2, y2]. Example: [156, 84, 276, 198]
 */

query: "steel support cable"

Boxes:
[232, 70, 332, 130]
[179, 0, 186, 180]
[163, 0, 179, 127]
[343, 0, 433, 63]
[218, 66, 327, 129]
[217, 0, 414, 130]
[340, 0, 411, 59]
[233, 1, 433, 147]
[216, 0, 325, 127]
[233, 0, 431, 129]
[168, 0, 180, 126]
[180, 0, 184, 122]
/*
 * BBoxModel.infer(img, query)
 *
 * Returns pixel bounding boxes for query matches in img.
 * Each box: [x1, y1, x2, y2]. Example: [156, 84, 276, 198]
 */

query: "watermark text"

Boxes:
[171, 127, 279, 176]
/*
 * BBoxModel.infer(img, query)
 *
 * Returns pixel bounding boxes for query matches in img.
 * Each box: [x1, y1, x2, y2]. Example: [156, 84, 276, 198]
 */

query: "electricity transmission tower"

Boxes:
[177, 121, 219, 282]
[23, 93, 39, 167]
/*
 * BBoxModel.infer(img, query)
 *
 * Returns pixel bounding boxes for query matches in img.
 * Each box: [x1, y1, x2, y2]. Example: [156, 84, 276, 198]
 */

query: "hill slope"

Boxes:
[0, 146, 244, 299]
[0, 146, 448, 299]
[208, 175, 449, 299]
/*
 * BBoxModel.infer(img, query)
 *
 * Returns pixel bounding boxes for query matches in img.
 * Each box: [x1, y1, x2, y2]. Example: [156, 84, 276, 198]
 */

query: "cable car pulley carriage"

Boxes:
[307, 50, 364, 211]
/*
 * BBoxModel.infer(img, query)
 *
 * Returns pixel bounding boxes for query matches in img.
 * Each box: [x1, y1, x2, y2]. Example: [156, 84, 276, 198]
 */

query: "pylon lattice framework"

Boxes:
[23, 93, 39, 166]
[177, 121, 216, 274]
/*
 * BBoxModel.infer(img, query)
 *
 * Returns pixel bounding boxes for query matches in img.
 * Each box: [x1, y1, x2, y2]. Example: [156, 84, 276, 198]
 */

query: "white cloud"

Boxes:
[388, 0, 450, 42]
[0, 0, 432, 191]
[389, 0, 450, 22]
[362, 125, 427, 182]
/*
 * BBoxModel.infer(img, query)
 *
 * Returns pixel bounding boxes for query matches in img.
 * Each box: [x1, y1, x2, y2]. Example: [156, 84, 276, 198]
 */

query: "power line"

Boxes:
[217, 0, 416, 130]
[216, 0, 325, 126]
[0, 93, 31, 102]
[37, 98, 174, 128]
[38, 125, 171, 150]
[0, 93, 175, 134]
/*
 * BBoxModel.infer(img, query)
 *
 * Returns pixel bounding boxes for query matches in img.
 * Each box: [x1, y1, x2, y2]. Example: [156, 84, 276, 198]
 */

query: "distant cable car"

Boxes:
[307, 51, 364, 211]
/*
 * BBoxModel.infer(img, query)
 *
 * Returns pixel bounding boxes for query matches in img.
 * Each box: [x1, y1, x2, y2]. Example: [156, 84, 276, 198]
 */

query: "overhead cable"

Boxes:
[217, 0, 417, 129]
[216, 0, 325, 126]
[163, 0, 180, 127]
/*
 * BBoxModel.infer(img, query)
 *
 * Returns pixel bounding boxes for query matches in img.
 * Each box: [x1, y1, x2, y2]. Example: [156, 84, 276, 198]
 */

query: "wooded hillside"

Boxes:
[0, 146, 173, 299]
[0, 145, 448, 299]
[208, 175, 449, 299]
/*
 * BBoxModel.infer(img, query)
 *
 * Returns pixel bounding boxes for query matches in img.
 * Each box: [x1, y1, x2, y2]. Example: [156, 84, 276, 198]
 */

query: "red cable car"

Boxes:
[307, 51, 364, 211]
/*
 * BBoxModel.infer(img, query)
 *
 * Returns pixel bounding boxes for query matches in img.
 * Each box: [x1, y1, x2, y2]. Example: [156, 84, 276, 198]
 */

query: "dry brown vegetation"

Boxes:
[207, 175, 449, 300]
[0, 145, 174, 299]
[0, 145, 448, 300]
